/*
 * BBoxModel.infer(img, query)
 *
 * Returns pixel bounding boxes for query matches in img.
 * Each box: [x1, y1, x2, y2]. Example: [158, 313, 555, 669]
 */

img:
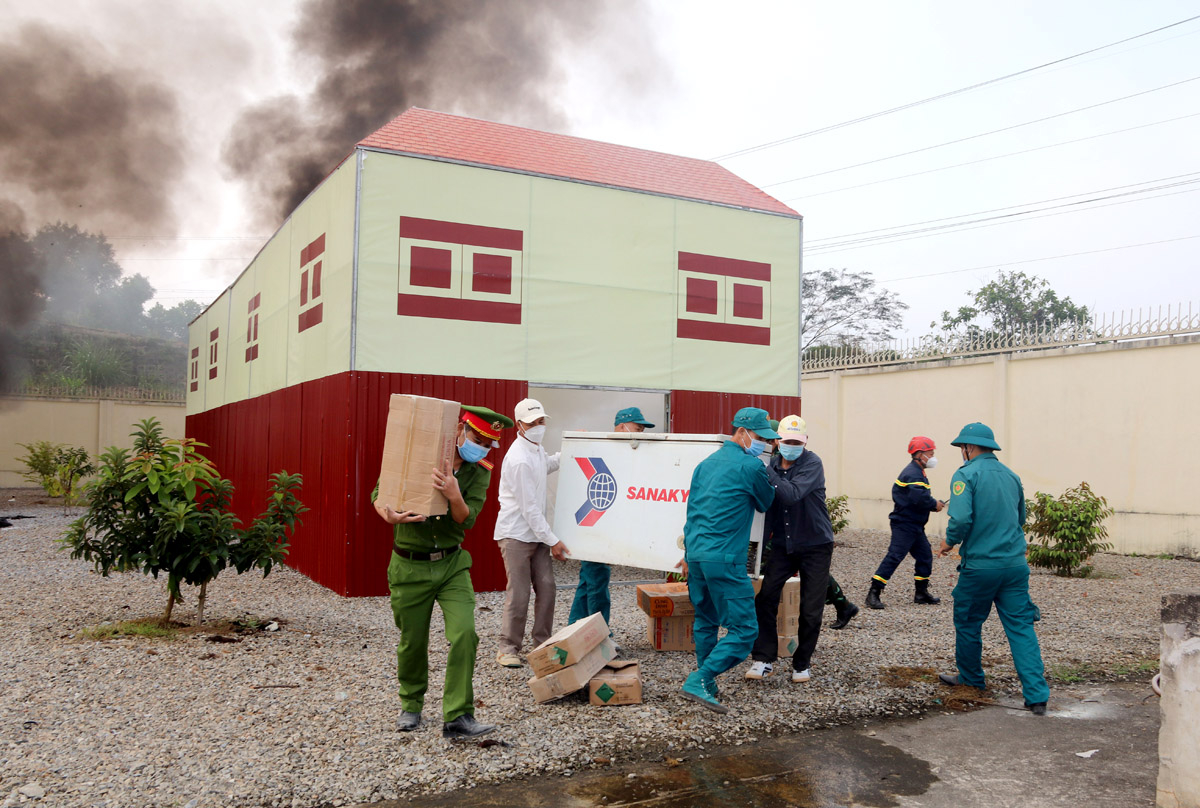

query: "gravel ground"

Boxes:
[1, 498, 1195, 808]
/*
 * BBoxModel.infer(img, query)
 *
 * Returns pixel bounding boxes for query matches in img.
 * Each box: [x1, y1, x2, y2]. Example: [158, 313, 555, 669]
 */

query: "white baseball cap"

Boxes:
[777, 415, 808, 443]
[514, 398, 550, 424]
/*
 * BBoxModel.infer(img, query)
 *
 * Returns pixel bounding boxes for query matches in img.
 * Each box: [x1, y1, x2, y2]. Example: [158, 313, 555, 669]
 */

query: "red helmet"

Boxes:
[908, 436, 936, 454]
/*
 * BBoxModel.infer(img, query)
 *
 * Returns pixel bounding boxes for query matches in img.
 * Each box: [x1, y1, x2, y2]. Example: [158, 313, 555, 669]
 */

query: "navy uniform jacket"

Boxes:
[765, 451, 834, 553]
[889, 459, 938, 527]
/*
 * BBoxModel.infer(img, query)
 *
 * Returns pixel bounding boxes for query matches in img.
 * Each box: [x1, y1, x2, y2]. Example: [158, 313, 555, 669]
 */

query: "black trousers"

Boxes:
[751, 542, 834, 669]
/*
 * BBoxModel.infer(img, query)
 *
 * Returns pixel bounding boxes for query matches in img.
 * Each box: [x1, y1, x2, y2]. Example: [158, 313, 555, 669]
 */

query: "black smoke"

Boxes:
[0, 23, 186, 390]
[223, 0, 655, 228]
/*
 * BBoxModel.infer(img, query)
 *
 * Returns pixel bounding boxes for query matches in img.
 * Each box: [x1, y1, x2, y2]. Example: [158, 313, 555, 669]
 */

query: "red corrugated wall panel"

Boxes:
[669, 389, 803, 435]
[347, 372, 528, 596]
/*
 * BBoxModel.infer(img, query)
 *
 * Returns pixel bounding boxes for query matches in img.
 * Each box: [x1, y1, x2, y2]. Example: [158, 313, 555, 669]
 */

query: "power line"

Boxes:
[783, 110, 1200, 201]
[762, 74, 1200, 189]
[807, 185, 1200, 256]
[712, 14, 1200, 160]
[807, 172, 1200, 245]
[874, 234, 1200, 283]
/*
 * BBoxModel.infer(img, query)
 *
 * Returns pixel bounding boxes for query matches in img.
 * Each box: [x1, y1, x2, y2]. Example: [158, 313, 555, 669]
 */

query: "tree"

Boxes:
[31, 222, 155, 334]
[934, 270, 1089, 335]
[802, 268, 908, 352]
[63, 418, 307, 625]
[144, 299, 205, 342]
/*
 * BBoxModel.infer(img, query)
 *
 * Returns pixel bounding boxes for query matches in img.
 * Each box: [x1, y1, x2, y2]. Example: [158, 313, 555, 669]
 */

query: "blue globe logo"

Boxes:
[587, 472, 618, 511]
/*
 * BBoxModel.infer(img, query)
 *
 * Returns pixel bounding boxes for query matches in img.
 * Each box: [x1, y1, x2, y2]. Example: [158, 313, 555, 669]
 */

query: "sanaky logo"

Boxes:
[397, 216, 523, 325]
[574, 457, 618, 527]
[676, 251, 771, 346]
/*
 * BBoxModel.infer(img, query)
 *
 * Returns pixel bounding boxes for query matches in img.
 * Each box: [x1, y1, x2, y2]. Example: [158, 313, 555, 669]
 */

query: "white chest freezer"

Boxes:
[551, 431, 766, 574]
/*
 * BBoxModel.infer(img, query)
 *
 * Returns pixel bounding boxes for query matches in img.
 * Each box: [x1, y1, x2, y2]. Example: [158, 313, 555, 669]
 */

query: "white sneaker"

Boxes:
[496, 651, 522, 668]
[791, 667, 812, 683]
[745, 661, 773, 680]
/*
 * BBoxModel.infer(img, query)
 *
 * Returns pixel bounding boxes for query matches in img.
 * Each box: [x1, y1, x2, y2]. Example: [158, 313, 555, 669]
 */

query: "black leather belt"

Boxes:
[393, 544, 460, 561]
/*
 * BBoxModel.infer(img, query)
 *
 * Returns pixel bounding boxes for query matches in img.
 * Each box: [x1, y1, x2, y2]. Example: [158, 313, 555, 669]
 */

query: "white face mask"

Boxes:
[925, 456, 938, 469]
[523, 425, 547, 444]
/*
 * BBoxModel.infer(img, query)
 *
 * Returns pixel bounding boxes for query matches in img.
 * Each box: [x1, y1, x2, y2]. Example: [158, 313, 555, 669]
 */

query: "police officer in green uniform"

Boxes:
[679, 407, 778, 713]
[936, 422, 1049, 715]
[372, 404, 513, 739]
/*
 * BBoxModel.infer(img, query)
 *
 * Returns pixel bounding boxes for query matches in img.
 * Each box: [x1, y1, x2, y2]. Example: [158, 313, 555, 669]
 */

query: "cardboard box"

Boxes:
[528, 613, 610, 678]
[588, 660, 643, 706]
[635, 582, 694, 618]
[646, 614, 695, 652]
[776, 610, 799, 636]
[777, 634, 798, 659]
[527, 638, 617, 703]
[376, 394, 460, 516]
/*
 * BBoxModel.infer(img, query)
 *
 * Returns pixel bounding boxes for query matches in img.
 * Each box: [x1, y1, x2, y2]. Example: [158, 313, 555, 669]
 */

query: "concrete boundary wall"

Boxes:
[0, 396, 186, 488]
[800, 334, 1200, 557]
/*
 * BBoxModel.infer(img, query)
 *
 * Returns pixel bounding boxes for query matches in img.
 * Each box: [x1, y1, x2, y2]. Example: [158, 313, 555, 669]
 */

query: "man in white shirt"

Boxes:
[493, 398, 570, 667]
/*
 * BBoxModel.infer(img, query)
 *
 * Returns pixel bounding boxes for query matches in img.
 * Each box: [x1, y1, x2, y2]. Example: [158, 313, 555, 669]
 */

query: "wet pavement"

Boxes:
[362, 682, 1159, 807]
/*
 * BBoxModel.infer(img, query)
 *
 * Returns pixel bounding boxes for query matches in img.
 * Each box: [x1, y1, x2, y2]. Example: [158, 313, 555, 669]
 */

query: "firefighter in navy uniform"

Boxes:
[865, 436, 945, 609]
[372, 404, 513, 741]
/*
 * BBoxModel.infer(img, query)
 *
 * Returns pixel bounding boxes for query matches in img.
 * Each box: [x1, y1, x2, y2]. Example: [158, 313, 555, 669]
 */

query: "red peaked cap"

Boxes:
[461, 405, 514, 444]
[908, 436, 936, 454]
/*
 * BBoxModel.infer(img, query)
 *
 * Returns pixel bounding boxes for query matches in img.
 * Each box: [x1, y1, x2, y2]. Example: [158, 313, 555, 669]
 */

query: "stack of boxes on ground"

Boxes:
[526, 613, 643, 706]
[637, 579, 802, 658]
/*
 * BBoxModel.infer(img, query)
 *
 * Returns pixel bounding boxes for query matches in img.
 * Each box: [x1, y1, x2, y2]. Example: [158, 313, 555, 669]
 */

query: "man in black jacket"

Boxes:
[745, 415, 835, 683]
[865, 436, 945, 609]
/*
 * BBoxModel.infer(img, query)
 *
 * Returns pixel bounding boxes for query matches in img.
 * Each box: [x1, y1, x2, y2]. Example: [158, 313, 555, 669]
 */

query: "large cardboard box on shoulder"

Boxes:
[376, 394, 460, 516]
[636, 582, 694, 618]
[588, 660, 643, 706]
[527, 613, 610, 678]
[528, 638, 618, 703]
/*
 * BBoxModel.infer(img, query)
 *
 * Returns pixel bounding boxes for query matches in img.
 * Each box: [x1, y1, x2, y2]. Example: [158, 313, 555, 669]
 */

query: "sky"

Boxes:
[2, 0, 1198, 341]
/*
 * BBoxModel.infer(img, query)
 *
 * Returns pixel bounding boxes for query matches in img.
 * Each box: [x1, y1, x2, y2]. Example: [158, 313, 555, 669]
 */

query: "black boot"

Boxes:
[914, 579, 941, 605]
[865, 580, 886, 610]
[830, 600, 859, 629]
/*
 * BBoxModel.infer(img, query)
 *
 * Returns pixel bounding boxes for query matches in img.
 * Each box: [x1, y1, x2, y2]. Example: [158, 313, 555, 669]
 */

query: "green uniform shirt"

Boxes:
[372, 460, 491, 552]
[683, 440, 776, 561]
[945, 453, 1027, 569]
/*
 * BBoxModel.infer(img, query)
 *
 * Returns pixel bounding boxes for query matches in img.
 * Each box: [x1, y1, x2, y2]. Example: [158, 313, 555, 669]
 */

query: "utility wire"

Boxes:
[875, 234, 1200, 283]
[713, 14, 1200, 160]
[762, 74, 1200, 188]
[807, 185, 1200, 256]
[806, 172, 1200, 245]
[783, 110, 1200, 201]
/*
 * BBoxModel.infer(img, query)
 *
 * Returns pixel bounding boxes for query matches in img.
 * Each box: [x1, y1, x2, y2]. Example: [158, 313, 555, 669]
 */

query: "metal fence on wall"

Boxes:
[15, 384, 185, 403]
[804, 302, 1200, 372]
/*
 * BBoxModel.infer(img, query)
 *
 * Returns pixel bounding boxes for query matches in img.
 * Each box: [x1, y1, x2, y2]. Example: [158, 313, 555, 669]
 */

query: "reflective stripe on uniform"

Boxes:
[913, 575, 930, 581]
[872, 574, 889, 584]
[894, 479, 931, 488]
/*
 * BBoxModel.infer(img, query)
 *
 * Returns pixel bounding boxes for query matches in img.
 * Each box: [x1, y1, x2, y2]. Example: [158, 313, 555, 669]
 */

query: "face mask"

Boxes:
[745, 438, 767, 457]
[925, 455, 938, 469]
[961, 448, 970, 464]
[523, 425, 546, 444]
[458, 438, 489, 464]
[779, 444, 805, 461]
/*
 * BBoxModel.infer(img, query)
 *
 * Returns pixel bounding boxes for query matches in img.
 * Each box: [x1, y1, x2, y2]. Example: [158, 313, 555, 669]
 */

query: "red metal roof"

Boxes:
[358, 108, 799, 218]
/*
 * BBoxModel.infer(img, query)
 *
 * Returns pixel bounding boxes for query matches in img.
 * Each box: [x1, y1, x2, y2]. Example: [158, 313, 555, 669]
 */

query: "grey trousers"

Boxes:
[497, 538, 556, 655]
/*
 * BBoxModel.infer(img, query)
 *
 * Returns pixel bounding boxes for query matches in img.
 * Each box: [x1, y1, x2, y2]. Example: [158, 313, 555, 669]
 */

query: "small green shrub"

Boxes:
[63, 418, 307, 625]
[65, 338, 129, 387]
[1025, 482, 1114, 577]
[826, 494, 850, 534]
[17, 441, 95, 506]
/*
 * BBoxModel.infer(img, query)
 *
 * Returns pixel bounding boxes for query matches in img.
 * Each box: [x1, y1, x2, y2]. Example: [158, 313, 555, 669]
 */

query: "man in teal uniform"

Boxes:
[936, 422, 1049, 715]
[568, 406, 655, 635]
[372, 404, 513, 739]
[680, 407, 778, 713]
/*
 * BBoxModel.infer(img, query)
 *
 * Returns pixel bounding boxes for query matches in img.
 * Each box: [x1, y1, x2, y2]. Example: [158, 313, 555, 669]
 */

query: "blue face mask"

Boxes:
[779, 444, 805, 461]
[745, 438, 767, 457]
[458, 438, 489, 464]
